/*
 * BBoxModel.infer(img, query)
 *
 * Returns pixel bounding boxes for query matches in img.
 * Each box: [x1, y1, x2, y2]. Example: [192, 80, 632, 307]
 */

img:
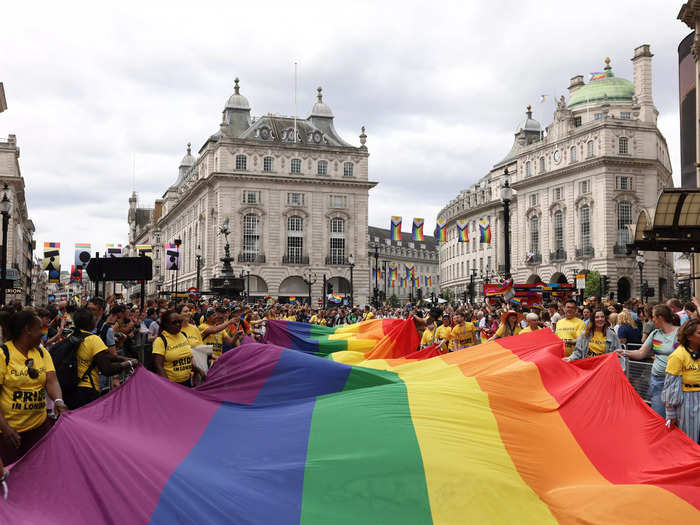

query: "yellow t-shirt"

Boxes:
[520, 326, 541, 333]
[182, 323, 204, 348]
[450, 323, 477, 349]
[283, 315, 296, 321]
[309, 315, 320, 325]
[199, 323, 226, 360]
[588, 330, 607, 355]
[77, 331, 108, 391]
[152, 331, 194, 383]
[420, 325, 436, 346]
[495, 323, 522, 338]
[666, 345, 700, 392]
[362, 312, 375, 321]
[0, 342, 55, 432]
[555, 317, 586, 357]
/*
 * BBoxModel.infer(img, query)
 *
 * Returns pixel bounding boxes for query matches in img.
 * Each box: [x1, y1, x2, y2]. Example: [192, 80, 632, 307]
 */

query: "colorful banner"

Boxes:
[42, 242, 60, 271]
[136, 244, 153, 258]
[164, 244, 180, 271]
[48, 267, 60, 284]
[405, 263, 415, 279]
[70, 265, 82, 284]
[74, 243, 91, 269]
[7, 324, 700, 524]
[390, 216, 402, 241]
[389, 264, 398, 282]
[457, 219, 469, 242]
[479, 219, 491, 243]
[412, 218, 424, 242]
[434, 218, 446, 242]
[106, 243, 123, 258]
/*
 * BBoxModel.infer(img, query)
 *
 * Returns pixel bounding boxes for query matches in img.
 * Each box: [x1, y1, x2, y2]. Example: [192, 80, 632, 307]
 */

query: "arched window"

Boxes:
[317, 160, 328, 175]
[329, 218, 345, 264]
[619, 137, 629, 154]
[587, 141, 594, 158]
[526, 161, 531, 177]
[343, 162, 354, 177]
[242, 213, 260, 261]
[539, 157, 545, 173]
[263, 156, 274, 172]
[235, 155, 247, 170]
[530, 215, 539, 254]
[617, 201, 632, 247]
[553, 210, 564, 252]
[580, 205, 591, 250]
[570, 146, 577, 163]
[291, 158, 301, 174]
[287, 216, 304, 264]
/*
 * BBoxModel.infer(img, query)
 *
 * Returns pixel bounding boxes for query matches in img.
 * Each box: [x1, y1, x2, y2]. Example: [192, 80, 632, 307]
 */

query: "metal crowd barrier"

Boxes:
[620, 343, 653, 404]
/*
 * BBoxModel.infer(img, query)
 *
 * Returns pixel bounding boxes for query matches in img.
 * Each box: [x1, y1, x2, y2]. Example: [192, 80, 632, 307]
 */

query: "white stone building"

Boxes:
[128, 80, 375, 304]
[0, 134, 37, 305]
[438, 45, 675, 302]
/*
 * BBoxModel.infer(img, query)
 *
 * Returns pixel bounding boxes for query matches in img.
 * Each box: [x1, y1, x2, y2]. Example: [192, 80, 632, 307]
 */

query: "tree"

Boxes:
[583, 270, 603, 299]
[388, 294, 399, 307]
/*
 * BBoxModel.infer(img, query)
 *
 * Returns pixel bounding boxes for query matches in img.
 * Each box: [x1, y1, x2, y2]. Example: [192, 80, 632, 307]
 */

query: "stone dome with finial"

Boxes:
[225, 77, 250, 110]
[568, 57, 634, 108]
[309, 86, 334, 118]
[179, 142, 195, 168]
[517, 104, 541, 133]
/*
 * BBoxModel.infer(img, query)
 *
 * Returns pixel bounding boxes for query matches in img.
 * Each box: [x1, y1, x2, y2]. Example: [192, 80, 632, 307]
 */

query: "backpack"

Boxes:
[1, 344, 44, 366]
[157, 332, 187, 355]
[49, 331, 95, 394]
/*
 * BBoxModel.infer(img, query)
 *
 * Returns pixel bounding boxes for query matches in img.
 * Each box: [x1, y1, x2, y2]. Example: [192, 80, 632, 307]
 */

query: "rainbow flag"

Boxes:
[289, 296, 297, 302]
[434, 218, 446, 242]
[8, 329, 700, 523]
[389, 265, 398, 282]
[329, 293, 343, 304]
[479, 219, 491, 243]
[457, 219, 469, 242]
[412, 218, 424, 241]
[390, 216, 402, 241]
[425, 275, 432, 287]
[405, 263, 416, 279]
[589, 71, 606, 81]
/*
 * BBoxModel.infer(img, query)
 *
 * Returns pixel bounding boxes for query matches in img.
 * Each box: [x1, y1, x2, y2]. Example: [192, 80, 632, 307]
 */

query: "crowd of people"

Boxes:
[0, 292, 698, 483]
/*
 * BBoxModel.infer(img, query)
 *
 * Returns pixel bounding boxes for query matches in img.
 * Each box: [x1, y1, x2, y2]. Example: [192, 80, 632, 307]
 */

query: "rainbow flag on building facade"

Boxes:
[589, 71, 606, 81]
[389, 264, 398, 282]
[390, 216, 402, 241]
[425, 275, 432, 287]
[434, 218, 446, 242]
[7, 327, 700, 524]
[412, 218, 424, 241]
[457, 219, 469, 242]
[479, 219, 492, 243]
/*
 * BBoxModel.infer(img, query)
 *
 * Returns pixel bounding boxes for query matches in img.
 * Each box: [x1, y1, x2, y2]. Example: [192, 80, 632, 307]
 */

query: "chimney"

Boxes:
[568, 75, 584, 93]
[631, 44, 653, 106]
[154, 199, 163, 223]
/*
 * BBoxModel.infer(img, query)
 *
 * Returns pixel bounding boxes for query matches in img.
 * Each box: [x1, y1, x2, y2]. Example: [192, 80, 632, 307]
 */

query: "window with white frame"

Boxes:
[574, 116, 582, 127]
[616, 176, 632, 190]
[291, 158, 301, 174]
[594, 113, 603, 120]
[329, 195, 347, 208]
[570, 146, 577, 163]
[526, 161, 531, 177]
[287, 216, 303, 263]
[620, 112, 631, 120]
[553, 187, 563, 201]
[329, 218, 345, 264]
[530, 215, 539, 254]
[242, 213, 260, 256]
[580, 205, 591, 249]
[619, 136, 629, 154]
[580, 180, 590, 194]
[242, 190, 261, 204]
[317, 160, 328, 175]
[539, 157, 545, 173]
[287, 192, 304, 206]
[553, 210, 564, 252]
[587, 141, 594, 157]
[529, 193, 538, 207]
[617, 201, 632, 246]
[235, 155, 247, 170]
[263, 156, 274, 172]
[343, 162, 354, 177]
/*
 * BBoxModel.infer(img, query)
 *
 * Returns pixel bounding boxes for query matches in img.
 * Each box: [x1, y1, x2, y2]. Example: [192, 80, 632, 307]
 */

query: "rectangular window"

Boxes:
[263, 157, 274, 172]
[330, 195, 347, 208]
[580, 180, 590, 194]
[616, 176, 632, 190]
[574, 116, 582, 127]
[529, 193, 538, 207]
[539, 157, 545, 173]
[587, 141, 594, 158]
[617, 202, 633, 246]
[343, 162, 354, 177]
[580, 206, 591, 249]
[620, 112, 631, 120]
[594, 113, 603, 120]
[291, 159, 301, 174]
[554, 187, 563, 201]
[287, 192, 304, 206]
[317, 160, 328, 175]
[235, 155, 247, 170]
[487, 256, 492, 271]
[242, 190, 261, 204]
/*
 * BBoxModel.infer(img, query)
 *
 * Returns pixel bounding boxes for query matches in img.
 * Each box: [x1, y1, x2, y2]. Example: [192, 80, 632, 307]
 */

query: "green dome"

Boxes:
[568, 67, 634, 108]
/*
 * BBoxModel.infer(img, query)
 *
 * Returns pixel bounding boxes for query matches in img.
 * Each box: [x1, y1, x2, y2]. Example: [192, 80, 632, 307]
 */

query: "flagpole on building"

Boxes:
[293, 62, 297, 144]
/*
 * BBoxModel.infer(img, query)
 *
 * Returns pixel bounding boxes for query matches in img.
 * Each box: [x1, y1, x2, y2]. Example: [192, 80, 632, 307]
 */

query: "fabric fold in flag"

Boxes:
[390, 216, 402, 241]
[412, 218, 425, 241]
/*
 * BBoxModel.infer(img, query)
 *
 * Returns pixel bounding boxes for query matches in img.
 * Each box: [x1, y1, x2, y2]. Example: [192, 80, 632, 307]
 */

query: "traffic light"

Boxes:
[462, 291, 467, 302]
[326, 282, 333, 294]
[602, 275, 609, 294]
[417, 288, 423, 300]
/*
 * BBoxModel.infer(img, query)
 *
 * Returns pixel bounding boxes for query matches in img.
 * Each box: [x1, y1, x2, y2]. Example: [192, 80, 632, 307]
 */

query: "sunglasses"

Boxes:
[25, 359, 39, 379]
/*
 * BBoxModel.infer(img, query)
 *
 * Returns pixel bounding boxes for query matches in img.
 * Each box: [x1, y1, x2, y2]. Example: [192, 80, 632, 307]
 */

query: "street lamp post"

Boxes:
[469, 268, 476, 305]
[303, 269, 317, 306]
[0, 185, 11, 306]
[372, 243, 380, 307]
[500, 168, 513, 278]
[348, 254, 355, 306]
[243, 265, 251, 303]
[636, 252, 646, 303]
[174, 238, 182, 300]
[195, 245, 202, 292]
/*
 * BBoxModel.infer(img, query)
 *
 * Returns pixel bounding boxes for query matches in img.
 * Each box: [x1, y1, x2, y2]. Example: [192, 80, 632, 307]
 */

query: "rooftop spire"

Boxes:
[234, 77, 240, 95]
[526, 104, 532, 119]
[186, 142, 191, 155]
[317, 86, 323, 103]
[604, 57, 611, 71]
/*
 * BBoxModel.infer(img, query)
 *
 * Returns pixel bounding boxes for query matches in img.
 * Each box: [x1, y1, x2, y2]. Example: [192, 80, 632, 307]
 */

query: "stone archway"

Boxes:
[526, 274, 542, 284]
[617, 277, 631, 302]
[550, 272, 568, 284]
[279, 276, 307, 296]
[247, 275, 268, 297]
[328, 276, 351, 294]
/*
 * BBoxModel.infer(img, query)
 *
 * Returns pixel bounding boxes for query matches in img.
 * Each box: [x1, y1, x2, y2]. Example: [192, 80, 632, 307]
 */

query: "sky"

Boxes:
[0, 1, 693, 260]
